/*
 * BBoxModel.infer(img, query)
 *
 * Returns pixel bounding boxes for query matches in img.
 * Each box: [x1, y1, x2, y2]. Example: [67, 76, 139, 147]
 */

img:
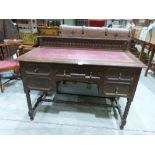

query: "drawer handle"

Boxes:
[64, 70, 66, 76]
[63, 70, 86, 78]
[34, 67, 39, 73]
[70, 73, 86, 77]
[118, 73, 122, 80]
[115, 87, 119, 94]
[90, 72, 92, 78]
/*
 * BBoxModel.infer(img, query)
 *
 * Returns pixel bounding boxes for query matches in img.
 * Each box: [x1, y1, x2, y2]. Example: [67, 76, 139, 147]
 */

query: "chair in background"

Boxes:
[0, 39, 22, 92]
[131, 27, 155, 76]
[16, 44, 34, 57]
[0, 43, 9, 60]
[0, 60, 19, 92]
[4, 39, 23, 58]
[143, 29, 155, 76]
[144, 44, 155, 76]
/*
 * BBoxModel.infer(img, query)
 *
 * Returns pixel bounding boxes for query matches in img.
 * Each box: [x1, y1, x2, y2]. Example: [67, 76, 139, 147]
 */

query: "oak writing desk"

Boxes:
[17, 36, 144, 129]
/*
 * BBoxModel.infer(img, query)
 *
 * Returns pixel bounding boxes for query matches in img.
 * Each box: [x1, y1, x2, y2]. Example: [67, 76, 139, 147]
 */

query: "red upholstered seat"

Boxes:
[0, 60, 19, 71]
[0, 60, 20, 92]
[0, 39, 22, 93]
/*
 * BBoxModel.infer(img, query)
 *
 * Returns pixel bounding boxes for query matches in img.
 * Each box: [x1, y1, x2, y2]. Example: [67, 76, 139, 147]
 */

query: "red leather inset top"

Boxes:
[26, 47, 133, 63]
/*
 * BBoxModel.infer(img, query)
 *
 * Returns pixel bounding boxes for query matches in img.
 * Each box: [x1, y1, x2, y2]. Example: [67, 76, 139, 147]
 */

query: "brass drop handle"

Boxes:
[118, 73, 122, 80]
[64, 70, 66, 76]
[115, 87, 119, 94]
[34, 67, 39, 73]
[90, 72, 92, 78]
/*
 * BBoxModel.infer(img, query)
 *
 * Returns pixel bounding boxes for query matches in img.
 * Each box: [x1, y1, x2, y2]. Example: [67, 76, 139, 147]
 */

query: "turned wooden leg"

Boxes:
[25, 90, 34, 120]
[120, 98, 132, 130]
[0, 76, 4, 93]
[110, 97, 119, 119]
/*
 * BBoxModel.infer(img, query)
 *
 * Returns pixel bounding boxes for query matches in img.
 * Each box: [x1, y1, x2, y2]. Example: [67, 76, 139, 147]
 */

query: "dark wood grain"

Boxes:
[18, 36, 144, 129]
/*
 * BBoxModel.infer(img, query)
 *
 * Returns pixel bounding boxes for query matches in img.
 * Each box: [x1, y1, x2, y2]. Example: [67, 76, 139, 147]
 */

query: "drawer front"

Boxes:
[24, 76, 53, 91]
[55, 64, 101, 77]
[103, 82, 131, 97]
[23, 63, 51, 76]
[105, 67, 135, 81]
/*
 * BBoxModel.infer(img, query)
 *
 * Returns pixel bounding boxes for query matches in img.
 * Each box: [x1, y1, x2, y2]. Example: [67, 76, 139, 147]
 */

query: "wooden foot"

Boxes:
[120, 119, 126, 130]
[28, 111, 34, 120]
[120, 98, 132, 130]
[25, 90, 34, 120]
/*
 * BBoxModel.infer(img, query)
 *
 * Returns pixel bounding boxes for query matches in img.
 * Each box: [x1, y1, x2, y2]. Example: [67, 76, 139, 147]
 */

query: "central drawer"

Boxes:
[55, 64, 101, 78]
[23, 63, 51, 76]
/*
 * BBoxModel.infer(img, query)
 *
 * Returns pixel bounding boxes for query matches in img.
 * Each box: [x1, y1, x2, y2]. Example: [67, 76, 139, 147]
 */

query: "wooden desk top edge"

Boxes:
[17, 46, 144, 68]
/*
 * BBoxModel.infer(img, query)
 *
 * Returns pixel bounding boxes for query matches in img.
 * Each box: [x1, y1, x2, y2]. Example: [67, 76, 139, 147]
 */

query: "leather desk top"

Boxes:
[17, 46, 144, 68]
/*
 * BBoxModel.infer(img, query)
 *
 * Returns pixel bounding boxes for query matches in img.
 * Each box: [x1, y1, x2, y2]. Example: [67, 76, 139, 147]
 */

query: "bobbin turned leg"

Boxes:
[25, 90, 34, 120]
[120, 98, 132, 130]
[0, 76, 4, 93]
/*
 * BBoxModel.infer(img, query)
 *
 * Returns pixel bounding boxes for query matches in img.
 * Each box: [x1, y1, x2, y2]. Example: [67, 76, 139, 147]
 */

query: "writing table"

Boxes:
[17, 37, 144, 129]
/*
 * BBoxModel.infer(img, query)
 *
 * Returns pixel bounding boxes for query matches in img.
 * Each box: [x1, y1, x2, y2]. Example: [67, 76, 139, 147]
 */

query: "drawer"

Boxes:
[24, 77, 53, 91]
[55, 64, 100, 77]
[24, 63, 51, 76]
[103, 82, 131, 96]
[105, 68, 135, 81]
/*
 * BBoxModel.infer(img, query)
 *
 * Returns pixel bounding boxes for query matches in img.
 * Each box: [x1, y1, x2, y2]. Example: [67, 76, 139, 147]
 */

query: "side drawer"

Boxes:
[105, 67, 135, 81]
[23, 63, 51, 76]
[103, 82, 131, 97]
[23, 76, 53, 91]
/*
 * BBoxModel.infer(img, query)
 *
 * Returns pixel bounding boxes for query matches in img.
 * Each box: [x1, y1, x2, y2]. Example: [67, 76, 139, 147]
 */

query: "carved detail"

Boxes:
[38, 36, 129, 51]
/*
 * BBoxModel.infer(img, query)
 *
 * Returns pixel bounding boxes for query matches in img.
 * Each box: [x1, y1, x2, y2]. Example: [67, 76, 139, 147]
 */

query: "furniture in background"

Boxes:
[37, 26, 59, 36]
[143, 43, 155, 76]
[19, 31, 37, 45]
[0, 19, 20, 57]
[37, 19, 62, 36]
[0, 39, 23, 60]
[4, 39, 23, 57]
[130, 27, 155, 76]
[16, 19, 37, 32]
[59, 25, 131, 40]
[0, 39, 22, 92]
[0, 44, 9, 60]
[37, 19, 63, 27]
[75, 19, 88, 26]
[17, 26, 144, 129]
[16, 44, 34, 57]
[15, 20, 37, 58]
[88, 19, 105, 27]
[16, 20, 37, 46]
[0, 60, 19, 92]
